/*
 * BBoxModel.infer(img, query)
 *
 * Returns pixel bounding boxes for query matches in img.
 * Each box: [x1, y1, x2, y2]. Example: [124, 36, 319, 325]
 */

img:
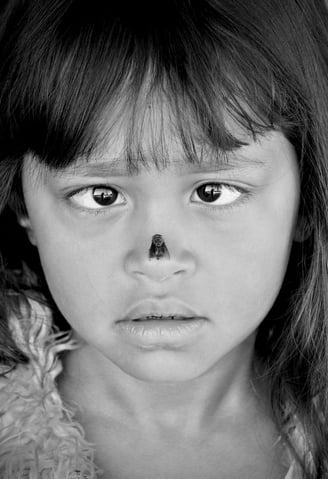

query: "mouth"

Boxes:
[119, 298, 204, 322]
[115, 299, 207, 347]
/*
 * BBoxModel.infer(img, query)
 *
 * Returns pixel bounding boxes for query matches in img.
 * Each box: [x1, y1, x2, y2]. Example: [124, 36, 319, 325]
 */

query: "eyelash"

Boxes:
[66, 182, 252, 216]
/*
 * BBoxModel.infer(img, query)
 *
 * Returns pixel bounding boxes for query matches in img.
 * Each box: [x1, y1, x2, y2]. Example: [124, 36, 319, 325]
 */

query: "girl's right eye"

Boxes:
[69, 186, 125, 210]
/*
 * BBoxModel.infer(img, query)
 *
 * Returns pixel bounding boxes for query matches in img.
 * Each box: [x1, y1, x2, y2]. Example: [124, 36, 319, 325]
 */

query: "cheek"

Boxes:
[33, 223, 122, 327]
[203, 180, 299, 324]
[230, 232, 290, 316]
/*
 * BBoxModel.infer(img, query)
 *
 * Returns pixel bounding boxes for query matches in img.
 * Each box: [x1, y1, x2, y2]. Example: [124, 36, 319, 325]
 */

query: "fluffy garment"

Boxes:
[0, 298, 101, 479]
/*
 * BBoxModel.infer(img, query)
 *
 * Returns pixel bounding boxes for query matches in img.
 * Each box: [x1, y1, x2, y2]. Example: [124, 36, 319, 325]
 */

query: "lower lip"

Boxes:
[115, 318, 207, 347]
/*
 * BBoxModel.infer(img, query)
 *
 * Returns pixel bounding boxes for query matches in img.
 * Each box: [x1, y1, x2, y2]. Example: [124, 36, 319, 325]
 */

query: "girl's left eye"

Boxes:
[191, 183, 244, 207]
[69, 186, 124, 210]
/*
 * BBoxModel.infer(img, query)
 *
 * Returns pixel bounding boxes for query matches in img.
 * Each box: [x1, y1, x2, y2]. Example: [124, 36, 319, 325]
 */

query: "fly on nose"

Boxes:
[149, 234, 170, 260]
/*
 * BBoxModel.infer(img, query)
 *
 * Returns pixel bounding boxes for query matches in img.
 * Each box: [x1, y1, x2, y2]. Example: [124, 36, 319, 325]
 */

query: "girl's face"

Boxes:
[22, 113, 300, 382]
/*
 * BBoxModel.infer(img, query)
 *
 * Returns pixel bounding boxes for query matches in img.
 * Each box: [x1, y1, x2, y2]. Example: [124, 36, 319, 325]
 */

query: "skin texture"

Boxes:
[21, 110, 300, 477]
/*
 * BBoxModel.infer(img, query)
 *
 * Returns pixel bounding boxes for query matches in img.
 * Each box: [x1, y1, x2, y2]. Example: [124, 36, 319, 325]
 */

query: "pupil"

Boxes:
[197, 184, 222, 202]
[92, 187, 117, 205]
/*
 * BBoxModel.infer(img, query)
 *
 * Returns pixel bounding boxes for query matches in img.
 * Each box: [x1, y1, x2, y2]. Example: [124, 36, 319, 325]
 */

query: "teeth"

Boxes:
[146, 315, 176, 320]
[133, 315, 181, 321]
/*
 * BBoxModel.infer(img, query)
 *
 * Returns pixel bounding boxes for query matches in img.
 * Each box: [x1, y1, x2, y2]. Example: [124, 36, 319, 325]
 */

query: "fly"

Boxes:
[149, 234, 170, 260]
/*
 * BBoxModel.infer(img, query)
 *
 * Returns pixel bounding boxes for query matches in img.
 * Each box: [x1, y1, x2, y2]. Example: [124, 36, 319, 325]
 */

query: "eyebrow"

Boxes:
[57, 153, 266, 178]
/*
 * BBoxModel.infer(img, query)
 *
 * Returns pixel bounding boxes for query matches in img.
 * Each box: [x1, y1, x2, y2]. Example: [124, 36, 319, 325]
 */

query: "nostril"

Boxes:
[174, 269, 185, 275]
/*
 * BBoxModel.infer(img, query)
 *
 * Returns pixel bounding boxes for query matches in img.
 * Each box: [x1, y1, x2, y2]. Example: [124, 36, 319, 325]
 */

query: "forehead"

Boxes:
[45, 133, 288, 182]
[61, 92, 256, 174]
[53, 102, 274, 177]
[62, 150, 264, 177]
[25, 90, 291, 181]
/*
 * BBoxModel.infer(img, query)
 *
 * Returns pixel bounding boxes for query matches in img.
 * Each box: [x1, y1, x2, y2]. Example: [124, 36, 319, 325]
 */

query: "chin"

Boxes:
[114, 352, 210, 383]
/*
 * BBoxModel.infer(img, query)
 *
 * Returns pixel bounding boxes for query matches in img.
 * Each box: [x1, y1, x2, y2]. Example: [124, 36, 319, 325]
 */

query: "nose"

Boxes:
[124, 234, 196, 283]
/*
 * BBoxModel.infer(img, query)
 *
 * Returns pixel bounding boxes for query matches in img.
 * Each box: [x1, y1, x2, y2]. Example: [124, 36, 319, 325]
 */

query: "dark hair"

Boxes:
[0, 0, 328, 476]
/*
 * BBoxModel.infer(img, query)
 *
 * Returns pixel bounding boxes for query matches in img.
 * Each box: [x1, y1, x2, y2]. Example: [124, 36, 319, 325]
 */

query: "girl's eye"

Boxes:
[192, 183, 243, 206]
[69, 186, 124, 210]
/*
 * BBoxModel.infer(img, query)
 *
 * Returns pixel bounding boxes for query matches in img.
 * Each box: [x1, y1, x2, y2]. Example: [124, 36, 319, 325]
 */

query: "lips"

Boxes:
[119, 299, 204, 322]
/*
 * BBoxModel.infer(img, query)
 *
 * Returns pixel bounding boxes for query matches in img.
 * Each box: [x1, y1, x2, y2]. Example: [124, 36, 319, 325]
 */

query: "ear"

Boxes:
[294, 215, 312, 243]
[17, 216, 37, 246]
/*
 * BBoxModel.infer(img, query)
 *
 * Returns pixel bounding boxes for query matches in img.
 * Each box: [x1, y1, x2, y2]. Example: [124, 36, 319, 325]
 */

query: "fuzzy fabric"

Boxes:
[0, 298, 101, 479]
[0, 297, 308, 479]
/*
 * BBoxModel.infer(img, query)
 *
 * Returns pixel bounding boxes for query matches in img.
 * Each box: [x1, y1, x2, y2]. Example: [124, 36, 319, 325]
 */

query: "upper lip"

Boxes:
[119, 298, 204, 321]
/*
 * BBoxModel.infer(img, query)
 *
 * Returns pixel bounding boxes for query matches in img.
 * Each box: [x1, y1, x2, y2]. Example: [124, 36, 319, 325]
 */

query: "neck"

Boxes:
[58, 335, 266, 437]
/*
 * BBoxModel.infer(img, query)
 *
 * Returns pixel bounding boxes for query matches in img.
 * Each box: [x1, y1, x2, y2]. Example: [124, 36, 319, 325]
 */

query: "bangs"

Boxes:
[0, 0, 309, 173]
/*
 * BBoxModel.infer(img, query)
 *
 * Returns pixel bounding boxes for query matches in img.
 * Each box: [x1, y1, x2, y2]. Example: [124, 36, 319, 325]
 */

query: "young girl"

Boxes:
[0, 0, 327, 477]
